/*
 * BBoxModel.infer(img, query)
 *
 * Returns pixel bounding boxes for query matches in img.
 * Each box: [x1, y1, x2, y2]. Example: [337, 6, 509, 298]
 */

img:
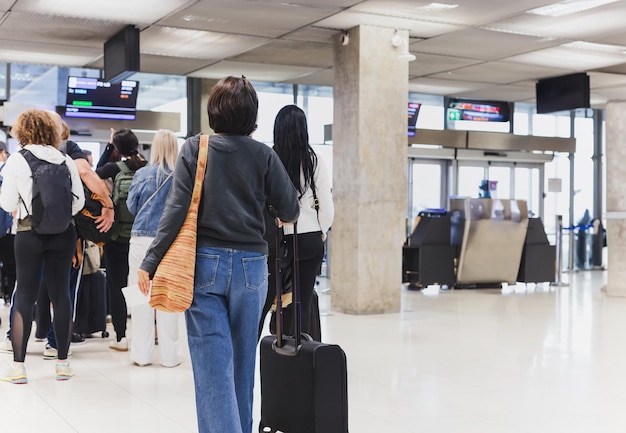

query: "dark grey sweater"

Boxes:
[140, 133, 299, 276]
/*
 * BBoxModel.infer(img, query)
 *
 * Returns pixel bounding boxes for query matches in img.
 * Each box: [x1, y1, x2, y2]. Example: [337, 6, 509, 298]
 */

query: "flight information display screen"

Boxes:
[65, 77, 139, 120]
[447, 99, 510, 122]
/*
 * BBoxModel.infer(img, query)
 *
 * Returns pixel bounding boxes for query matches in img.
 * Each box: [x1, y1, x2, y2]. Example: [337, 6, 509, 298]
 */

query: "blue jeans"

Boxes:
[186, 247, 267, 433]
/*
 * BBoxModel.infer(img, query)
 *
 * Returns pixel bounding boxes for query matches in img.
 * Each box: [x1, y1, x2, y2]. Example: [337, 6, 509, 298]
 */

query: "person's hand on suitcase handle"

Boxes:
[275, 218, 293, 229]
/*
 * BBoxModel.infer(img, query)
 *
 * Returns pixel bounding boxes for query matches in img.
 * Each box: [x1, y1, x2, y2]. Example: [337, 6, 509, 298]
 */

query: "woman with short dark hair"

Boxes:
[138, 76, 299, 433]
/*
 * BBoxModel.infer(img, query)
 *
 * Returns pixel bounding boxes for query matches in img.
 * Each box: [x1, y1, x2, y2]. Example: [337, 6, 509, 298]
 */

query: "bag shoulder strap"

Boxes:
[116, 160, 130, 174]
[191, 135, 209, 208]
[136, 171, 174, 216]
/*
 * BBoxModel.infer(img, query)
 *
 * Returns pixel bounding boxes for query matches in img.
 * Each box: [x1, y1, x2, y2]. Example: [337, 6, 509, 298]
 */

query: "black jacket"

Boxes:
[140, 133, 299, 276]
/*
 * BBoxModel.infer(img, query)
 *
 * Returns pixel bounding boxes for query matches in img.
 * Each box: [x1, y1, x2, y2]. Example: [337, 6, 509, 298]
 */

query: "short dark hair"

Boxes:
[207, 76, 258, 136]
[112, 128, 139, 157]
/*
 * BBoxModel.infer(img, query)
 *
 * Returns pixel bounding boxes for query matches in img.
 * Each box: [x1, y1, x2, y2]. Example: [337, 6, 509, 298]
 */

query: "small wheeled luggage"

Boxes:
[74, 270, 109, 338]
[259, 222, 348, 433]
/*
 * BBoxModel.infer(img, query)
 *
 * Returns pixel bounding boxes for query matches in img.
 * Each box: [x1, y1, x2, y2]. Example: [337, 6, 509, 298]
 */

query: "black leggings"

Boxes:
[103, 239, 129, 341]
[259, 231, 324, 338]
[12, 227, 76, 362]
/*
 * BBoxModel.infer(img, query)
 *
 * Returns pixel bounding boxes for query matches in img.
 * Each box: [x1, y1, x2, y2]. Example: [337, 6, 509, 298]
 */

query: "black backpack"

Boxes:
[74, 183, 115, 244]
[20, 149, 74, 235]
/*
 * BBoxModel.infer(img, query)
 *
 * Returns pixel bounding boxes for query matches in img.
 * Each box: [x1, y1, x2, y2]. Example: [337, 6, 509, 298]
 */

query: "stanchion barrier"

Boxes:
[552, 215, 564, 286]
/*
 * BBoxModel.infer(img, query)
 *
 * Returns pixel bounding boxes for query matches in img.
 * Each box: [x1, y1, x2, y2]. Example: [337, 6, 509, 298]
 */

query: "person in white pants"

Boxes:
[126, 129, 182, 367]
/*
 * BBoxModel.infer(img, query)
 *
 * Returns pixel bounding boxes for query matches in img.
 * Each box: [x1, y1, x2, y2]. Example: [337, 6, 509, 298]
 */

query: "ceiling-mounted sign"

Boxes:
[447, 98, 511, 122]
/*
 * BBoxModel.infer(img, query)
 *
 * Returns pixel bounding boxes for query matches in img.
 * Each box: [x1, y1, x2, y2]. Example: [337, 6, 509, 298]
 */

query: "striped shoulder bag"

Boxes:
[149, 134, 209, 313]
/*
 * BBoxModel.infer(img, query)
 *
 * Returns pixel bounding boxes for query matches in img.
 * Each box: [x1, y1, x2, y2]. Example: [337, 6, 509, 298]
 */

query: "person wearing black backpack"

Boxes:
[96, 128, 147, 351]
[0, 109, 85, 384]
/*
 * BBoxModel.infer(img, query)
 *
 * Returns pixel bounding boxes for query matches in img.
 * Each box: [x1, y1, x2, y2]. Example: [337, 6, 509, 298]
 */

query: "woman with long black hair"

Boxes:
[96, 128, 147, 351]
[262, 104, 334, 336]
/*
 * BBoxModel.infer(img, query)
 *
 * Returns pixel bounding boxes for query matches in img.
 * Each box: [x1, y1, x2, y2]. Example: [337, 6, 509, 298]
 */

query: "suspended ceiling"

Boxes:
[2, 0, 626, 108]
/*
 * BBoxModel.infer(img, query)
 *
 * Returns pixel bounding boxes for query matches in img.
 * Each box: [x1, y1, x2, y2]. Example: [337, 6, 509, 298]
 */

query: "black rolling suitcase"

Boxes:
[74, 270, 109, 338]
[259, 222, 348, 433]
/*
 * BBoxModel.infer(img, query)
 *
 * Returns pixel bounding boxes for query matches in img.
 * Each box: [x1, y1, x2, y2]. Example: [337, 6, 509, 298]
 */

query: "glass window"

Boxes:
[515, 166, 541, 217]
[297, 85, 333, 145]
[487, 165, 511, 199]
[573, 116, 595, 222]
[410, 161, 443, 217]
[0, 62, 7, 101]
[544, 152, 570, 233]
[532, 113, 571, 137]
[457, 165, 487, 198]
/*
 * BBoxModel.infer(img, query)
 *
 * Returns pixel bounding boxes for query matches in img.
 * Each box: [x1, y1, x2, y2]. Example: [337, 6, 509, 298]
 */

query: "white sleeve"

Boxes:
[0, 155, 21, 213]
[314, 158, 334, 236]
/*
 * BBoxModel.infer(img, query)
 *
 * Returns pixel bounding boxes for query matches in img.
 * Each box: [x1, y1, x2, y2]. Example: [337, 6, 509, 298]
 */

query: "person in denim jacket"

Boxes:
[126, 129, 181, 367]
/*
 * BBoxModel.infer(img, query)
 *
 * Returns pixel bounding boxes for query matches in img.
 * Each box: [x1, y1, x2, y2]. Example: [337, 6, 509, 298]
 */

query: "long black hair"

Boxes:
[273, 105, 317, 197]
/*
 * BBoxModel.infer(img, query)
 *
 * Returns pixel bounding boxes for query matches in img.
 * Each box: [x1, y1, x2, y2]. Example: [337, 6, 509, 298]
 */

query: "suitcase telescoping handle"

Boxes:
[273, 220, 302, 356]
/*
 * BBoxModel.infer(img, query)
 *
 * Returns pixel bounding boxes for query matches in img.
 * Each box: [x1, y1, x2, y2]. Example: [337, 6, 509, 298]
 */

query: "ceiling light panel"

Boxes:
[190, 60, 321, 82]
[562, 41, 626, 53]
[527, 0, 619, 17]
[410, 28, 563, 60]
[14, 0, 194, 24]
[506, 44, 626, 70]
[0, 12, 119, 47]
[490, 1, 626, 39]
[316, 10, 463, 38]
[350, 0, 558, 26]
[140, 26, 270, 59]
[159, 0, 340, 38]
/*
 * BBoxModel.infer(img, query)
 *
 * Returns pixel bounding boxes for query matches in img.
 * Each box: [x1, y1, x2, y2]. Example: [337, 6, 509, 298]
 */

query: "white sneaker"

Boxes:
[55, 362, 74, 381]
[43, 344, 73, 360]
[109, 337, 128, 352]
[0, 337, 12, 353]
[0, 362, 27, 384]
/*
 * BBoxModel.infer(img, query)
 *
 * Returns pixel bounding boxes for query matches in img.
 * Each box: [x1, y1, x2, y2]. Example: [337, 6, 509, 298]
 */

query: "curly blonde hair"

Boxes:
[11, 109, 59, 148]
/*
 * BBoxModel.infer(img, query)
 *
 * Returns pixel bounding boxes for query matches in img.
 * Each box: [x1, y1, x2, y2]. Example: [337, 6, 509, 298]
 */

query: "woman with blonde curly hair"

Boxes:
[0, 109, 84, 384]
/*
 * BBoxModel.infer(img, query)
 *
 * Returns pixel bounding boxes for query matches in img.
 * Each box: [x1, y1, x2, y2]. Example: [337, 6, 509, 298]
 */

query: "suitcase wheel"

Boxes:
[101, 331, 109, 338]
[259, 423, 276, 433]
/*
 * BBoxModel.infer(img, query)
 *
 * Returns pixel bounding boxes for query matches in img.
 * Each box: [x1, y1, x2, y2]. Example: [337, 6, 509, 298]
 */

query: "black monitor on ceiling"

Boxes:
[536, 72, 590, 114]
[65, 76, 139, 121]
[104, 25, 140, 83]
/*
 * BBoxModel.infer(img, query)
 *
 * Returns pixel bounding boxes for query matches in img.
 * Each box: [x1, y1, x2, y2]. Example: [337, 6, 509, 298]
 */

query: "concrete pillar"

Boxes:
[187, 78, 218, 137]
[331, 25, 409, 314]
[200, 79, 217, 135]
[605, 101, 626, 296]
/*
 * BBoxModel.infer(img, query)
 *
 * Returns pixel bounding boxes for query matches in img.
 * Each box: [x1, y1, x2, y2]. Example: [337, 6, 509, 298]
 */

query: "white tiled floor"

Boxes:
[1, 271, 625, 433]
